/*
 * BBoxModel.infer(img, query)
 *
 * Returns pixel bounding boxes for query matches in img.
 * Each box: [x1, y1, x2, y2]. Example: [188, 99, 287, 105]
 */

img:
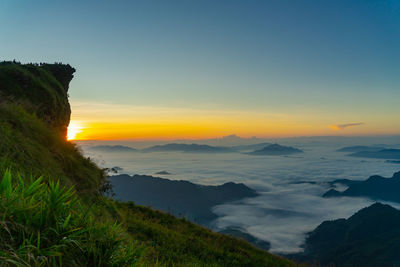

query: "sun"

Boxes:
[67, 121, 83, 140]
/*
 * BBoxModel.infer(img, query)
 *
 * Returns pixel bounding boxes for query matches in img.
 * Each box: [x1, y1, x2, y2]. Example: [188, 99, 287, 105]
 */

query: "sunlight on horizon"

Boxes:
[67, 100, 400, 141]
[67, 121, 84, 140]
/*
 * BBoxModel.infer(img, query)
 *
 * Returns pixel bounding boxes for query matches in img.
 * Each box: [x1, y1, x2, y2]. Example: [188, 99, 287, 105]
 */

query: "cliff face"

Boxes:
[0, 62, 75, 137]
[0, 62, 103, 193]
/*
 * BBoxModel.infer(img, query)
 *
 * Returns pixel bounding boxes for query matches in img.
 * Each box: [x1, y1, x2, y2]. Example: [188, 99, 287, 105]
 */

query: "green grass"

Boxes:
[0, 168, 298, 267]
[112, 201, 296, 267]
[0, 171, 142, 266]
[0, 102, 105, 194]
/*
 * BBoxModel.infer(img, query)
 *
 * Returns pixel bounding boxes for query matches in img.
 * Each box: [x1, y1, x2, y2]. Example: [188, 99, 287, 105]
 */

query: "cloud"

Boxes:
[329, 122, 364, 131]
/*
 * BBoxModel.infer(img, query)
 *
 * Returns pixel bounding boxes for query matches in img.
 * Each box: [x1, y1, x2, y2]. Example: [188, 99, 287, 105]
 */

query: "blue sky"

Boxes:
[1, 0, 399, 139]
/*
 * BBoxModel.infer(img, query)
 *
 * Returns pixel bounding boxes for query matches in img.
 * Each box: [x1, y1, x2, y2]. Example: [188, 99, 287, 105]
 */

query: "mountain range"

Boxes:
[110, 174, 259, 225]
[88, 145, 137, 152]
[323, 171, 400, 203]
[337, 145, 400, 159]
[141, 143, 234, 153]
[85, 142, 294, 154]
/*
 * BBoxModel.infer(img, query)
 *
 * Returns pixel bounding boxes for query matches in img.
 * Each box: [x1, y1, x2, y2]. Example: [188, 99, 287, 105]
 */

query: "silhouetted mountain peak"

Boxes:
[247, 143, 303, 155]
[323, 171, 400, 203]
[298, 203, 400, 266]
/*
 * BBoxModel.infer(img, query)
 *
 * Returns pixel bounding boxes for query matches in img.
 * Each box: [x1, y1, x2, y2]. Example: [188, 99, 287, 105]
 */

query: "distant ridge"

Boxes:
[349, 148, 400, 159]
[110, 174, 258, 225]
[88, 145, 137, 152]
[323, 171, 400, 203]
[142, 143, 233, 153]
[154, 170, 172, 175]
[87, 142, 274, 154]
[247, 144, 303, 156]
[230, 142, 271, 152]
[336, 145, 385, 152]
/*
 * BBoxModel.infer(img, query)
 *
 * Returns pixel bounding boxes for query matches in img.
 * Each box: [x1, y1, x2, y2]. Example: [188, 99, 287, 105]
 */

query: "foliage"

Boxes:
[111, 201, 296, 267]
[0, 102, 105, 194]
[301, 203, 400, 267]
[0, 62, 73, 132]
[0, 170, 142, 266]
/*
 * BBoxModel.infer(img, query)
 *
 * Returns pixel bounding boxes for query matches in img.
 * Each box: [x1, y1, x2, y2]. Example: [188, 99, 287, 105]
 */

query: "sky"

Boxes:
[1, 0, 400, 140]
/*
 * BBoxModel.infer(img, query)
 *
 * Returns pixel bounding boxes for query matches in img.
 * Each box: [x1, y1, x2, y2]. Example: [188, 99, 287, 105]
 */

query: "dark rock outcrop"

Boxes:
[0, 62, 75, 137]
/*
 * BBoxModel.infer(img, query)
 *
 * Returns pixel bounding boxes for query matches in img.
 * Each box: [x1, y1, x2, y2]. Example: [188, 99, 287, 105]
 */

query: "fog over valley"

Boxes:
[78, 136, 400, 253]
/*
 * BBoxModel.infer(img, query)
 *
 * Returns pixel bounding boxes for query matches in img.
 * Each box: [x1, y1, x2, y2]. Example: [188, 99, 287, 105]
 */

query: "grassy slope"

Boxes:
[0, 62, 298, 266]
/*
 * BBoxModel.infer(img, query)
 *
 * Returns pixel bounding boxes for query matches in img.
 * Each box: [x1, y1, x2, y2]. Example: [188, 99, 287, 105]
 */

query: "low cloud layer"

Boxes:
[83, 139, 400, 253]
[329, 122, 364, 130]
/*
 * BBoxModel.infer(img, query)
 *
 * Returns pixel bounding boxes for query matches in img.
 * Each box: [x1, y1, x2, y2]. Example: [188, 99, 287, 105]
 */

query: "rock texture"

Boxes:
[0, 61, 75, 137]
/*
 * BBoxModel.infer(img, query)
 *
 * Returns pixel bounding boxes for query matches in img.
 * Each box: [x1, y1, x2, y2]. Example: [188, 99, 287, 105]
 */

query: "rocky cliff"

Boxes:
[0, 61, 75, 137]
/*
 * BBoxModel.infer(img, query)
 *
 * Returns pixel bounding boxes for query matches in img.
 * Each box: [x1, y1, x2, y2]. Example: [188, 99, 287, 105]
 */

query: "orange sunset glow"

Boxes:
[66, 101, 400, 140]
[66, 104, 399, 141]
[67, 121, 83, 140]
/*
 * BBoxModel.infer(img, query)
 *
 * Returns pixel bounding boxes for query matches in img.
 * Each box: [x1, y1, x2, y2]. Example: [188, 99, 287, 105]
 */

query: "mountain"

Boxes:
[88, 145, 137, 152]
[386, 160, 400, 164]
[142, 143, 234, 153]
[0, 62, 103, 193]
[337, 145, 385, 152]
[110, 174, 258, 225]
[247, 144, 304, 156]
[230, 142, 271, 152]
[154, 170, 172, 175]
[297, 203, 400, 267]
[349, 148, 400, 159]
[0, 62, 294, 266]
[323, 171, 400, 203]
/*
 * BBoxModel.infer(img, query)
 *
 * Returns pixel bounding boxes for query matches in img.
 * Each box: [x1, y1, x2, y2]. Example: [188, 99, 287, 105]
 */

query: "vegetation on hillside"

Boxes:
[0, 171, 141, 266]
[0, 102, 105, 194]
[300, 203, 400, 267]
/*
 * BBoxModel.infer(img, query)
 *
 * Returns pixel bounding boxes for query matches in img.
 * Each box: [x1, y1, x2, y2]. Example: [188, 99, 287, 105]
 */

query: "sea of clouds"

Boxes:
[80, 138, 400, 253]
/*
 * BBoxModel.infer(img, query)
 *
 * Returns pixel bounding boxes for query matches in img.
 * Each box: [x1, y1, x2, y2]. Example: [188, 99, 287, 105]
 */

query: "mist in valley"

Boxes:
[78, 135, 400, 253]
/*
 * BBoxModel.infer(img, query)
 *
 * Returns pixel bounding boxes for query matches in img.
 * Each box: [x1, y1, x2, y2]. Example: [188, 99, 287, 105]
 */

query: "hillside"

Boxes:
[298, 203, 400, 267]
[110, 174, 258, 225]
[323, 171, 400, 203]
[0, 61, 296, 266]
